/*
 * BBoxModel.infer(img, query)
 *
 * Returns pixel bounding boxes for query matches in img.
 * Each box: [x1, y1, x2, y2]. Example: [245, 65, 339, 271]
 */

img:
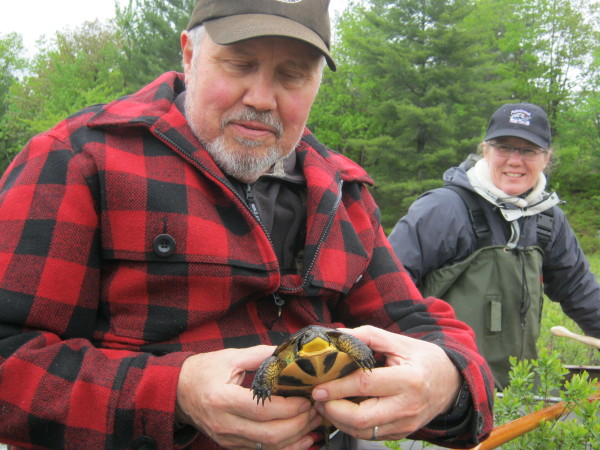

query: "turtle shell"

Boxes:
[252, 325, 375, 405]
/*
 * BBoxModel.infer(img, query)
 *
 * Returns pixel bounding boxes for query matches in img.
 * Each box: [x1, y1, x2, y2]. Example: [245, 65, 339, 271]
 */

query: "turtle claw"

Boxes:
[252, 385, 273, 405]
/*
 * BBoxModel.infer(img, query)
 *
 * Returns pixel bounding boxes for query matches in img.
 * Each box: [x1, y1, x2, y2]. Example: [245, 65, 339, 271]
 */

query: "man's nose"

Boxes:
[243, 73, 277, 112]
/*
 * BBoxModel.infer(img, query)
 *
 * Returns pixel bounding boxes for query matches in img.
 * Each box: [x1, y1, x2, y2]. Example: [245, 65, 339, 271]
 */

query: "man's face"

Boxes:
[181, 32, 323, 183]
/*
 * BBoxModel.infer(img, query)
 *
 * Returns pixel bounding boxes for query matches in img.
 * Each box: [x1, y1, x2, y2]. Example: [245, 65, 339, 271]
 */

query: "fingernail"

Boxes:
[312, 388, 328, 401]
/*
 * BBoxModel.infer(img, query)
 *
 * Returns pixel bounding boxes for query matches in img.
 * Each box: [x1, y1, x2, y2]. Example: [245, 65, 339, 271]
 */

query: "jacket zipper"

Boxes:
[285, 177, 344, 292]
[245, 183, 286, 317]
[244, 183, 261, 223]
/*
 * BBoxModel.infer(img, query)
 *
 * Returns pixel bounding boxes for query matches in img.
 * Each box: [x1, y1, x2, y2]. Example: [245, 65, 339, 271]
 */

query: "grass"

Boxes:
[539, 252, 600, 367]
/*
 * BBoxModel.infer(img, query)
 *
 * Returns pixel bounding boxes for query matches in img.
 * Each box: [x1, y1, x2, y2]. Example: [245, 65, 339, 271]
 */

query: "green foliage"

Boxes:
[0, 21, 126, 175]
[0, 33, 26, 118]
[385, 347, 600, 448]
[115, 0, 195, 90]
[495, 350, 600, 449]
[0, 32, 27, 172]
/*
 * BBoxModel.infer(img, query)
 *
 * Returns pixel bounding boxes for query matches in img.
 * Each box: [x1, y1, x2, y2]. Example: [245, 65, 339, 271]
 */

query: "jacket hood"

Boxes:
[442, 154, 479, 191]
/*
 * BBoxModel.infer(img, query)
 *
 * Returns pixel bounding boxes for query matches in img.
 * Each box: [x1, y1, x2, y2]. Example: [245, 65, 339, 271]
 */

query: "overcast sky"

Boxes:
[1, 0, 350, 56]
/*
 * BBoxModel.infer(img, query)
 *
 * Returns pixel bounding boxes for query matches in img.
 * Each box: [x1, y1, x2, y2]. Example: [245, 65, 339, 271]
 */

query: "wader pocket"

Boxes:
[487, 296, 502, 334]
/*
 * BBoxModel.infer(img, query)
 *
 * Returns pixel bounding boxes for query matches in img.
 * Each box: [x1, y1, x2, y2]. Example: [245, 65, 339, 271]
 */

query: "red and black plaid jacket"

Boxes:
[0, 72, 493, 449]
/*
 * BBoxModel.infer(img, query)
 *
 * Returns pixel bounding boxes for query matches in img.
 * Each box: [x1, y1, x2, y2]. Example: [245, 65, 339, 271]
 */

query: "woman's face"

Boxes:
[483, 137, 551, 196]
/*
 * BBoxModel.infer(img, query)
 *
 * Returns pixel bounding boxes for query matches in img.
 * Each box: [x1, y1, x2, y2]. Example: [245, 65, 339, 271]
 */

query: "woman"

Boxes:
[388, 103, 600, 389]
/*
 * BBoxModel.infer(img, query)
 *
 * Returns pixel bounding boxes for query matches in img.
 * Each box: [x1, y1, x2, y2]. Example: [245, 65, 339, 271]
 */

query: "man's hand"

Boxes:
[311, 325, 462, 442]
[176, 346, 321, 449]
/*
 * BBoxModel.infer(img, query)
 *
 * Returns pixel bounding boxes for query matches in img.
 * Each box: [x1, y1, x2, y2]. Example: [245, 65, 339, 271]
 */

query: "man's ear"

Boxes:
[181, 31, 193, 78]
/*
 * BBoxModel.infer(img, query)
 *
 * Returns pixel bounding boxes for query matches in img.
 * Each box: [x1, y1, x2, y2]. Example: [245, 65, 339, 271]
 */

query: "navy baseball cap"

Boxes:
[485, 103, 551, 148]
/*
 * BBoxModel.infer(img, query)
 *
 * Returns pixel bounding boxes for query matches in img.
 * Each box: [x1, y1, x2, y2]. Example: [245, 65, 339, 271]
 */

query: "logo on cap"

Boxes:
[509, 109, 532, 127]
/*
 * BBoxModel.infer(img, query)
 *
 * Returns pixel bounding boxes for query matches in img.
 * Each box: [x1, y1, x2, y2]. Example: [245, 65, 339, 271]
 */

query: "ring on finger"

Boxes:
[256, 443, 263, 449]
[372, 426, 379, 440]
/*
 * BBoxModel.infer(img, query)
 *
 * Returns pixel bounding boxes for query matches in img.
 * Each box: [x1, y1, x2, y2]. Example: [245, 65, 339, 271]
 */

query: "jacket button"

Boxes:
[153, 234, 176, 257]
[132, 435, 157, 450]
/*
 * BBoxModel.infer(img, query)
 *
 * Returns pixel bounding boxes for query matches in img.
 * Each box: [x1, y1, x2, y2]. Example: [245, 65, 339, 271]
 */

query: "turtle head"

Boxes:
[296, 328, 334, 356]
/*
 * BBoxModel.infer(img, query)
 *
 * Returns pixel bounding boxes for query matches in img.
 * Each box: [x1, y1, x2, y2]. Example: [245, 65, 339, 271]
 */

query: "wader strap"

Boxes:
[536, 209, 554, 248]
[445, 185, 492, 248]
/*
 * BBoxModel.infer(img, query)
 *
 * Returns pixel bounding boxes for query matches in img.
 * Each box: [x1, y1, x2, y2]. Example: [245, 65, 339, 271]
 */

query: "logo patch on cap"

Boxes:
[509, 109, 532, 127]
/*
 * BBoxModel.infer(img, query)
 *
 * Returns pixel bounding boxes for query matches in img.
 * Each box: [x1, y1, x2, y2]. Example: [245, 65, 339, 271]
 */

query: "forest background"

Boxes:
[1, 0, 600, 445]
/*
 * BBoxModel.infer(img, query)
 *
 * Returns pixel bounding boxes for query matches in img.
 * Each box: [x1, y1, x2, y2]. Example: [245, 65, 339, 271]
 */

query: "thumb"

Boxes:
[234, 345, 276, 372]
[338, 325, 411, 354]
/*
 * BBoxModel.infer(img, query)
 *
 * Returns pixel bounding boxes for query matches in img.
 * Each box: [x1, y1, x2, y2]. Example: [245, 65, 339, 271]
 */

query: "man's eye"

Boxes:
[497, 145, 512, 152]
[281, 71, 304, 80]
[225, 61, 252, 70]
[521, 148, 537, 156]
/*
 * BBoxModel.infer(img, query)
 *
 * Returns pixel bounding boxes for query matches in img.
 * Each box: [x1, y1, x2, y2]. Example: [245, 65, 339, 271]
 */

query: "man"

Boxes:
[0, 1, 493, 449]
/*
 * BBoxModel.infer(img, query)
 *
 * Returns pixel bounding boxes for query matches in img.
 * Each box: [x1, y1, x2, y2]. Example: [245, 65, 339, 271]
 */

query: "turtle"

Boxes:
[251, 325, 376, 447]
[251, 325, 376, 403]
[251, 325, 375, 405]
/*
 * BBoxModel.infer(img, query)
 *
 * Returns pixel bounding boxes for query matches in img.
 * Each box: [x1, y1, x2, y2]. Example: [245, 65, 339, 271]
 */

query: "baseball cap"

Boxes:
[485, 103, 551, 148]
[187, 0, 336, 71]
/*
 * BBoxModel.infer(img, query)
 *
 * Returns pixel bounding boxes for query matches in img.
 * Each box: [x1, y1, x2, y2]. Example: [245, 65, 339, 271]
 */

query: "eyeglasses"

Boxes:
[488, 142, 548, 160]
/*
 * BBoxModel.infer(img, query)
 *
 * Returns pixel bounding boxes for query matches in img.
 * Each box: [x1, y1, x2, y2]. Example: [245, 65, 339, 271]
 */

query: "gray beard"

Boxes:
[184, 97, 289, 183]
[203, 134, 284, 184]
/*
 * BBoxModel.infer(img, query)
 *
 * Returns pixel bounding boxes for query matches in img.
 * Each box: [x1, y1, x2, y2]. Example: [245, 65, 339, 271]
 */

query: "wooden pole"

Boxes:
[460, 401, 569, 450]
[454, 383, 600, 450]
[550, 326, 600, 350]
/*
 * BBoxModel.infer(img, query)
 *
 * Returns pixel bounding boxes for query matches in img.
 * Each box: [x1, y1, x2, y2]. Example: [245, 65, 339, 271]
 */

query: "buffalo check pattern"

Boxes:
[0, 72, 493, 449]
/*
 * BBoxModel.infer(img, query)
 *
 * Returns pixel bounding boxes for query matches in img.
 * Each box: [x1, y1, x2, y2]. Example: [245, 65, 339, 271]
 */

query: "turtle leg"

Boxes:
[336, 334, 376, 371]
[252, 355, 287, 405]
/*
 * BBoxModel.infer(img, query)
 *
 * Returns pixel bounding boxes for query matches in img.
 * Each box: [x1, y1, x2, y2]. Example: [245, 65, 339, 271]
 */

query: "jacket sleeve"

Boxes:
[0, 129, 195, 449]
[542, 208, 600, 338]
[388, 188, 476, 286]
[339, 187, 494, 448]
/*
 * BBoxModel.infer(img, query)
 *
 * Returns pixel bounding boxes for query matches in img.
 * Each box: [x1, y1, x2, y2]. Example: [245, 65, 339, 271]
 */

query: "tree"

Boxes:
[0, 33, 26, 170]
[471, 0, 597, 131]
[0, 21, 126, 174]
[116, 0, 195, 90]
[311, 0, 507, 229]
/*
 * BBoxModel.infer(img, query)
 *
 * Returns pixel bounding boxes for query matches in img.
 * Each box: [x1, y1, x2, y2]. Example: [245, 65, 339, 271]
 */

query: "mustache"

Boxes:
[221, 108, 284, 138]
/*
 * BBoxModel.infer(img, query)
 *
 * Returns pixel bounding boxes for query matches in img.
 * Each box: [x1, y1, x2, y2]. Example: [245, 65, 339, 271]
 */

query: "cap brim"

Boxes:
[204, 14, 336, 71]
[485, 128, 549, 148]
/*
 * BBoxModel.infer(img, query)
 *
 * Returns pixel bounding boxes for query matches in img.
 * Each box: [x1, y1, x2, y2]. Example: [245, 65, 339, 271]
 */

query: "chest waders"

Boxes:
[421, 186, 554, 389]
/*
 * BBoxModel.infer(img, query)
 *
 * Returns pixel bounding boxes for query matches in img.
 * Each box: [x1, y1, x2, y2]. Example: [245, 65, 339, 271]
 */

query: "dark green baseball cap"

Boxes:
[186, 0, 336, 71]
